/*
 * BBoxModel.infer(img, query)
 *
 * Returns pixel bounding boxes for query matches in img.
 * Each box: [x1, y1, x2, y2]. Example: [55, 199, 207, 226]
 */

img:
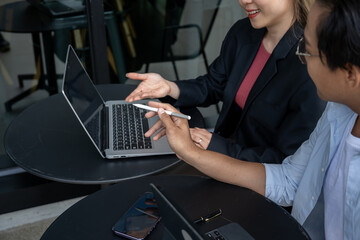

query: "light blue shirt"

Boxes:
[264, 102, 360, 239]
[323, 116, 359, 240]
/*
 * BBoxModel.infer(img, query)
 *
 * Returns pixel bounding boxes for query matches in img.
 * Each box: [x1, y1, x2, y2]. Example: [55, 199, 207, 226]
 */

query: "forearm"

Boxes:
[151, 102, 266, 195]
[174, 76, 225, 107]
[180, 148, 266, 195]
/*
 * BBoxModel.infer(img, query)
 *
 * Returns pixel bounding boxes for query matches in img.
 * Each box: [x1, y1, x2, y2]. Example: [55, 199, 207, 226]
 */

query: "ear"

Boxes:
[344, 63, 360, 88]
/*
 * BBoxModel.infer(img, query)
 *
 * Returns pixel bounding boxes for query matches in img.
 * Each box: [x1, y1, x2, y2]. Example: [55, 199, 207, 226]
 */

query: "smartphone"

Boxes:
[112, 192, 161, 240]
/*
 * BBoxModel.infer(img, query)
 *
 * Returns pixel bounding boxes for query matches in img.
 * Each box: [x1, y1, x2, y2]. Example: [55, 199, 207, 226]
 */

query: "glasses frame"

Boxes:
[295, 37, 318, 64]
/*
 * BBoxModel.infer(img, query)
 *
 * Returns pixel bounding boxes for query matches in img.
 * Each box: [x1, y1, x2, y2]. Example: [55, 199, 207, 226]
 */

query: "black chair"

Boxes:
[145, 0, 222, 81]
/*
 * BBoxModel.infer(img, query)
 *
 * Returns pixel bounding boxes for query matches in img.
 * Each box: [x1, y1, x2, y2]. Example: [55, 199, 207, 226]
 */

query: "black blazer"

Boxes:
[175, 18, 325, 163]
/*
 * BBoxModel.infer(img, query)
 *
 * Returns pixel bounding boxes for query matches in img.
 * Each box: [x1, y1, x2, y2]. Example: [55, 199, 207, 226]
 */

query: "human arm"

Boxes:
[146, 101, 266, 195]
[126, 20, 246, 107]
[262, 103, 329, 206]
[124, 61, 226, 107]
[125, 73, 180, 102]
[125, 55, 228, 107]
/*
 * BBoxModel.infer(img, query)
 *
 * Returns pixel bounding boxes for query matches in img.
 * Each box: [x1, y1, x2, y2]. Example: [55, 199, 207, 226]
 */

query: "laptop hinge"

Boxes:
[102, 105, 109, 151]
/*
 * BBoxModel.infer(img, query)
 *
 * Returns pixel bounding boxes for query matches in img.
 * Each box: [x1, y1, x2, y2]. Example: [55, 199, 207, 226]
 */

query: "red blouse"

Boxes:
[235, 42, 271, 109]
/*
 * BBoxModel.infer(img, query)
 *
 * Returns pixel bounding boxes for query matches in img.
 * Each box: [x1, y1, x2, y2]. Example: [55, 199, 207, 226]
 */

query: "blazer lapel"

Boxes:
[241, 53, 277, 115]
[216, 29, 264, 131]
[240, 24, 302, 122]
[226, 41, 260, 103]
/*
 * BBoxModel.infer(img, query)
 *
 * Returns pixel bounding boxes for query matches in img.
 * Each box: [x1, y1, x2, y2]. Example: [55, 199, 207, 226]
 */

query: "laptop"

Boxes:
[150, 184, 255, 240]
[26, 0, 85, 17]
[61, 45, 174, 159]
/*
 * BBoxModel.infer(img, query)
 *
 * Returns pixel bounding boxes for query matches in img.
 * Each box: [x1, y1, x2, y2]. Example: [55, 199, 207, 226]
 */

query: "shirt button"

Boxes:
[321, 168, 325, 172]
[312, 196, 315, 201]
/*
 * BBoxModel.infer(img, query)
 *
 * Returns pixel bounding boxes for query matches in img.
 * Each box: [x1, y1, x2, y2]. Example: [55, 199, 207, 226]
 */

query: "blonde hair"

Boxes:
[294, 0, 315, 27]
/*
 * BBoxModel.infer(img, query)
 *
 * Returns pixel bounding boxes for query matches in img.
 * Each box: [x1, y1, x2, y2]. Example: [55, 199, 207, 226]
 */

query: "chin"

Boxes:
[249, 21, 265, 29]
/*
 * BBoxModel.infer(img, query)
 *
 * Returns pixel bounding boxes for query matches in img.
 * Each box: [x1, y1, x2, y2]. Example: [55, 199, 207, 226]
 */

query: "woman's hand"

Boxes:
[189, 128, 213, 149]
[125, 73, 180, 102]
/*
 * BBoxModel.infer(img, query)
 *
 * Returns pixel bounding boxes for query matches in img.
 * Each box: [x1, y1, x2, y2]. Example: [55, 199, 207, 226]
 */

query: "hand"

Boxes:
[189, 128, 213, 149]
[125, 73, 180, 102]
[144, 101, 200, 159]
[144, 101, 185, 141]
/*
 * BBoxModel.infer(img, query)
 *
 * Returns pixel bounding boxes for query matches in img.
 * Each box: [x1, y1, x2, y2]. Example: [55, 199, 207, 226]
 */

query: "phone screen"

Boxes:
[112, 192, 161, 240]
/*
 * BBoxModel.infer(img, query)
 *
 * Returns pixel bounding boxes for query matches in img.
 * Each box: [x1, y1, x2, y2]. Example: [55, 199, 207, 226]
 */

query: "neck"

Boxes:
[263, 15, 295, 53]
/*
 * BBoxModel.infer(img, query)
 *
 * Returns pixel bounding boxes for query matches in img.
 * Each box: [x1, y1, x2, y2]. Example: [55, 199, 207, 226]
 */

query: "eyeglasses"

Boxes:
[295, 37, 319, 64]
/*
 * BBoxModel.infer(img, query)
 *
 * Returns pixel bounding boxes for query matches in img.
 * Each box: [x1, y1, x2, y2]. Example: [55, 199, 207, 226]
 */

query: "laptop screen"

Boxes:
[151, 184, 256, 240]
[62, 46, 105, 152]
[150, 184, 205, 240]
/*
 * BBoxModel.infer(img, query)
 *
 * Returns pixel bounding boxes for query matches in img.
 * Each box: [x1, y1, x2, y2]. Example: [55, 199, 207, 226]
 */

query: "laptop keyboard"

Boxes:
[112, 104, 152, 151]
[205, 230, 226, 240]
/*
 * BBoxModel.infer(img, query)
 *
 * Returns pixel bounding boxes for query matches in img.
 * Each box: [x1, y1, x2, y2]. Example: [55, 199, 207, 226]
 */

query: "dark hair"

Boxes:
[315, 0, 360, 70]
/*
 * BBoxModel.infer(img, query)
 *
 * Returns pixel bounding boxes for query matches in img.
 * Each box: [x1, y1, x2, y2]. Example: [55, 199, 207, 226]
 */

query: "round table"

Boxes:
[4, 84, 205, 184]
[0, 1, 126, 111]
[40, 175, 310, 240]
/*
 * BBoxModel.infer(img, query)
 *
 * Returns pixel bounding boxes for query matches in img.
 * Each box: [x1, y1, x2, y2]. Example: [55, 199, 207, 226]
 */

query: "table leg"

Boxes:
[42, 31, 58, 94]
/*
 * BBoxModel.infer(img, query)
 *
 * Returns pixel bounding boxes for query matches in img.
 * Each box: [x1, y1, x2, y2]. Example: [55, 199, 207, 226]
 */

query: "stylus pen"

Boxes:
[133, 103, 191, 120]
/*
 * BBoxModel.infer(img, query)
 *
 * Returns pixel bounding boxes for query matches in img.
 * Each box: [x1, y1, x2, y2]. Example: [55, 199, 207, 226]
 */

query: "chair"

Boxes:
[145, 0, 222, 81]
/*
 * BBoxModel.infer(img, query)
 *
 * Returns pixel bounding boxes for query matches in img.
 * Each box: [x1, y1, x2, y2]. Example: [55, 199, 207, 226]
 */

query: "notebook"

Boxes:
[26, 0, 85, 17]
[150, 184, 255, 240]
[61, 45, 174, 159]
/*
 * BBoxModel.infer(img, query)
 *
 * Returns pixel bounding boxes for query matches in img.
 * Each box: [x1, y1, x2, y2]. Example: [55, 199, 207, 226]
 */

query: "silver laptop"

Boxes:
[27, 0, 85, 17]
[151, 183, 255, 240]
[61, 45, 174, 159]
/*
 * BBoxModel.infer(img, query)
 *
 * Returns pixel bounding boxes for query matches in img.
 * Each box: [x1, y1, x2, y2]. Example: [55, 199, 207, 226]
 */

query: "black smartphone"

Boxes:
[112, 192, 161, 240]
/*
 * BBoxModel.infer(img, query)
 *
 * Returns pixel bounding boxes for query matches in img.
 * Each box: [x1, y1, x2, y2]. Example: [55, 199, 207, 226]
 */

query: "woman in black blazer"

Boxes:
[125, 0, 325, 164]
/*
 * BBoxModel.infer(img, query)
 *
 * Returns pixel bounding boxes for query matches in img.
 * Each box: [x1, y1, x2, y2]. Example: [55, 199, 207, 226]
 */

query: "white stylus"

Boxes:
[133, 103, 191, 120]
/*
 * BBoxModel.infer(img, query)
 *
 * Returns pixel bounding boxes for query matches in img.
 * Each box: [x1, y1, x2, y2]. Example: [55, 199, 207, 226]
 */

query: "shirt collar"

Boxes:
[327, 102, 355, 121]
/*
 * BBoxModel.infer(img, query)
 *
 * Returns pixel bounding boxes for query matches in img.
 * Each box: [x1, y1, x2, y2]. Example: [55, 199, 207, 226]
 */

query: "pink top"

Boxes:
[235, 42, 271, 109]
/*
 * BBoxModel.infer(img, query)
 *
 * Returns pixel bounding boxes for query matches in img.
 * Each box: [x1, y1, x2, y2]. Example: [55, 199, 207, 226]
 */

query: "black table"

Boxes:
[0, 1, 125, 111]
[40, 175, 309, 240]
[4, 84, 205, 184]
